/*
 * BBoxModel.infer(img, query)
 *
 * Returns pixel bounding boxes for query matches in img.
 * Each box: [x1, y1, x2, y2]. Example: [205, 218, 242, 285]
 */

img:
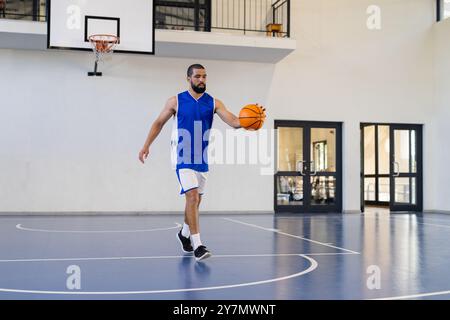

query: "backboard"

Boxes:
[47, 0, 155, 55]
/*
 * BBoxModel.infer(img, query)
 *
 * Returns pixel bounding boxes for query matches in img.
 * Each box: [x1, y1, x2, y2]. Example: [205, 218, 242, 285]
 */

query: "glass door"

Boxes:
[361, 124, 391, 208]
[308, 126, 342, 212]
[389, 125, 423, 211]
[274, 126, 305, 211]
[275, 121, 342, 213]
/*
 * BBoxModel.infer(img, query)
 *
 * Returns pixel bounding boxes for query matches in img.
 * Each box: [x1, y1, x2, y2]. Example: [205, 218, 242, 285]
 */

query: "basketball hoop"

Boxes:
[88, 34, 119, 76]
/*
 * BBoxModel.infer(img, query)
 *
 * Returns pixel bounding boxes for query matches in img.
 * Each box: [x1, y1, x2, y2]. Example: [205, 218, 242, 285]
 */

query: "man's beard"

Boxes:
[191, 82, 206, 94]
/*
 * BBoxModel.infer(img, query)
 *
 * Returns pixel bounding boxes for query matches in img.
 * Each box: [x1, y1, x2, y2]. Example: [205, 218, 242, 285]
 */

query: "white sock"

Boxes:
[181, 223, 190, 238]
[191, 233, 202, 250]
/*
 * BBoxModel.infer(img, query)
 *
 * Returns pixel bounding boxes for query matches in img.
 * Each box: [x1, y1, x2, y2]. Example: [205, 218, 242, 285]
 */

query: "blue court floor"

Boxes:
[0, 211, 449, 300]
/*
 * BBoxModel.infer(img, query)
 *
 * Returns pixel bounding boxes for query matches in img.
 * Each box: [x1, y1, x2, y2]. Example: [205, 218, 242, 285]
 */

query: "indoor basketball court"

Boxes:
[1, 0, 450, 305]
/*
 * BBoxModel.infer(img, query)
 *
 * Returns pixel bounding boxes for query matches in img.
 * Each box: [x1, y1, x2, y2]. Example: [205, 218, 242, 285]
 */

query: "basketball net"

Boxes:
[88, 34, 119, 76]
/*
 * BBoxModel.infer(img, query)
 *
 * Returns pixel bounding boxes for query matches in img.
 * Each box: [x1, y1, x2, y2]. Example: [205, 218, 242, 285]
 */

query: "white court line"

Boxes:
[277, 215, 450, 229]
[15, 223, 182, 233]
[275, 216, 345, 219]
[363, 215, 450, 229]
[0, 252, 355, 263]
[0, 254, 318, 295]
[303, 252, 357, 256]
[223, 218, 360, 255]
[389, 215, 450, 224]
[372, 290, 450, 300]
[389, 218, 450, 229]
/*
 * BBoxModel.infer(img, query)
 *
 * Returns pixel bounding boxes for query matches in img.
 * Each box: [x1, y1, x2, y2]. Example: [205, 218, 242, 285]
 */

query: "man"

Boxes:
[139, 64, 241, 261]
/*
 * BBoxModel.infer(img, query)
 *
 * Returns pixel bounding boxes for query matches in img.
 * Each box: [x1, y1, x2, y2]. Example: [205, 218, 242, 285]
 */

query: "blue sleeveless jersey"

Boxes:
[171, 91, 215, 172]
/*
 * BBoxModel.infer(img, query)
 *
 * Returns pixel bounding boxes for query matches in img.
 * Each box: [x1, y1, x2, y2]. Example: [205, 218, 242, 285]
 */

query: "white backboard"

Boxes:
[48, 0, 154, 54]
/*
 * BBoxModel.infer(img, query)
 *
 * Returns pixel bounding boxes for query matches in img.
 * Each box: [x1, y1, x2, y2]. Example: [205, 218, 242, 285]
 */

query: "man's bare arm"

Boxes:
[215, 99, 241, 129]
[139, 97, 176, 164]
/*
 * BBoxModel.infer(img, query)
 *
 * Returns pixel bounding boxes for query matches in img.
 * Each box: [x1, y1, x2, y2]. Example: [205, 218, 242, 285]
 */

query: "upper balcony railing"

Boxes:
[155, 0, 290, 38]
[0, 0, 290, 38]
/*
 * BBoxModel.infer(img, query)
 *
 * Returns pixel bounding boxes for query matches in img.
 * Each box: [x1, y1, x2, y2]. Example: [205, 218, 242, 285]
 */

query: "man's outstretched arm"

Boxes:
[215, 99, 241, 129]
[139, 97, 177, 164]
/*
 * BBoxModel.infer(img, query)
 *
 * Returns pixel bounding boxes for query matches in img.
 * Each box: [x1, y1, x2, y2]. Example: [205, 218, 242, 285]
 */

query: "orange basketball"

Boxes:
[239, 104, 266, 131]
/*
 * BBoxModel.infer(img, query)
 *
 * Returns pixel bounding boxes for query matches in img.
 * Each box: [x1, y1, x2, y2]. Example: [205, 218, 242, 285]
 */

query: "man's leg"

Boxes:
[184, 188, 200, 235]
[185, 189, 210, 261]
[184, 194, 201, 226]
[179, 193, 201, 252]
[178, 171, 210, 260]
[177, 188, 199, 253]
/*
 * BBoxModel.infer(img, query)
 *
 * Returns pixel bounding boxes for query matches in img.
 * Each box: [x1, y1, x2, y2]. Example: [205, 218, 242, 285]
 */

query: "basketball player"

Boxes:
[139, 64, 241, 261]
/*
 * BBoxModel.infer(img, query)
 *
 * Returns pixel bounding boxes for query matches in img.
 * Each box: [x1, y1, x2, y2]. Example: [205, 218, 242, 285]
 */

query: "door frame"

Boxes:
[274, 120, 343, 213]
[389, 124, 423, 212]
[360, 122, 423, 212]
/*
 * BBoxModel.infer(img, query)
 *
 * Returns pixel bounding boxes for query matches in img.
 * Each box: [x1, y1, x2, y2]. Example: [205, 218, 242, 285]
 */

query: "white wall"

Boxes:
[0, 49, 275, 212]
[0, 0, 440, 213]
[432, 17, 450, 211]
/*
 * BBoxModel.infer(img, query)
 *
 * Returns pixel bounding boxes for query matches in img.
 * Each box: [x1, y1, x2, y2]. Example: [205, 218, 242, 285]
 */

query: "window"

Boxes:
[438, 0, 450, 21]
[155, 0, 211, 32]
[0, 0, 46, 21]
[444, 0, 450, 19]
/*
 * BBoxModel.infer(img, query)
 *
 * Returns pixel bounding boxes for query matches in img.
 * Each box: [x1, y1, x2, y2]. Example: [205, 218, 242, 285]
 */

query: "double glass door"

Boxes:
[274, 121, 342, 213]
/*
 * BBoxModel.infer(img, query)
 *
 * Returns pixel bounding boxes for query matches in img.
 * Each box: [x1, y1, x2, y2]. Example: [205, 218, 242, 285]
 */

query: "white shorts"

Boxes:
[175, 168, 208, 195]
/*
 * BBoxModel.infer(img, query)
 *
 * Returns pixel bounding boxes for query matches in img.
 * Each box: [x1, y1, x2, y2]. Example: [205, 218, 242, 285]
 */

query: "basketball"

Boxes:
[239, 104, 266, 130]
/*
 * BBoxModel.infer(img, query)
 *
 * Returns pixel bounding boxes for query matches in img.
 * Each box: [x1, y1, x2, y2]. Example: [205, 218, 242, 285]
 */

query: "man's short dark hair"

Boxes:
[187, 64, 205, 77]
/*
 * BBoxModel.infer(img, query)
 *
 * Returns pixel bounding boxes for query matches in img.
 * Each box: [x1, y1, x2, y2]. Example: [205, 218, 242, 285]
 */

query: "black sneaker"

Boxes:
[176, 231, 193, 253]
[194, 245, 211, 261]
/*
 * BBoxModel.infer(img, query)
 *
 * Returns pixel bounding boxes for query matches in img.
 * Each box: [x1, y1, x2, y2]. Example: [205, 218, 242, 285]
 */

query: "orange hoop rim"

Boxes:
[88, 34, 120, 54]
[88, 34, 120, 43]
